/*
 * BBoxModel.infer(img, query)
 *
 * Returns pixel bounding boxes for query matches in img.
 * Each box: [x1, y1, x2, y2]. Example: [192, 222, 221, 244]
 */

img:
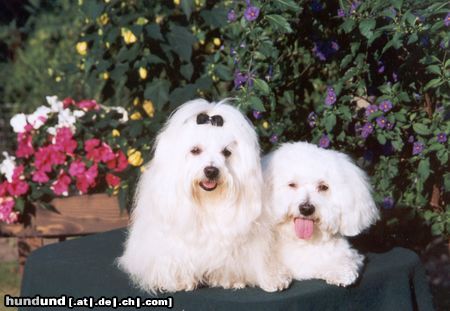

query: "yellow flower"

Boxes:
[140, 166, 146, 173]
[199, 39, 205, 45]
[112, 129, 120, 137]
[212, 75, 219, 82]
[155, 15, 164, 24]
[139, 67, 148, 80]
[127, 149, 144, 167]
[133, 97, 140, 106]
[130, 112, 142, 120]
[102, 72, 109, 80]
[262, 121, 270, 129]
[105, 42, 111, 48]
[213, 38, 221, 47]
[143, 100, 155, 118]
[173, 0, 180, 6]
[76, 42, 88, 55]
[121, 28, 137, 45]
[55, 76, 62, 82]
[99, 13, 109, 25]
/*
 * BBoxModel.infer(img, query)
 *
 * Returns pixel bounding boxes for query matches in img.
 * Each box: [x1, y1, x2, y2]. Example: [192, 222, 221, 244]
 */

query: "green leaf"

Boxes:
[169, 84, 197, 108]
[407, 33, 418, 45]
[180, 63, 193, 80]
[253, 79, 270, 95]
[200, 8, 228, 27]
[424, 78, 443, 90]
[166, 25, 196, 61]
[426, 65, 441, 75]
[391, 0, 403, 10]
[265, 14, 293, 33]
[359, 19, 376, 40]
[418, 158, 430, 180]
[274, 0, 301, 12]
[145, 24, 163, 41]
[215, 64, 233, 81]
[413, 123, 431, 135]
[377, 134, 387, 145]
[392, 139, 404, 151]
[248, 96, 266, 111]
[144, 79, 170, 109]
[324, 114, 337, 132]
[180, 0, 194, 19]
[15, 197, 25, 213]
[341, 19, 355, 33]
[110, 63, 129, 82]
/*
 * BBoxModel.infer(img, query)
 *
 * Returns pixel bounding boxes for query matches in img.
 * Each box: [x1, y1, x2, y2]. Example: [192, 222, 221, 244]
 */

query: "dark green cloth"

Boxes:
[20, 228, 434, 311]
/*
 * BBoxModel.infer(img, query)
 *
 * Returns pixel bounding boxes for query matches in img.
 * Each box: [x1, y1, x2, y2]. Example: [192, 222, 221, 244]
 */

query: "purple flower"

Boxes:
[377, 61, 385, 73]
[337, 9, 346, 17]
[227, 9, 237, 22]
[382, 197, 395, 209]
[440, 40, 447, 50]
[234, 71, 248, 89]
[325, 87, 337, 106]
[437, 133, 447, 143]
[318, 135, 330, 148]
[350, 1, 360, 13]
[412, 141, 424, 155]
[385, 120, 395, 130]
[311, 0, 323, 12]
[361, 123, 374, 138]
[379, 100, 393, 112]
[252, 110, 263, 120]
[244, 6, 260, 21]
[365, 104, 379, 117]
[331, 41, 340, 51]
[269, 134, 278, 144]
[376, 116, 387, 128]
[445, 13, 450, 27]
[307, 112, 317, 127]
[312, 43, 326, 61]
[408, 135, 415, 143]
[392, 72, 398, 82]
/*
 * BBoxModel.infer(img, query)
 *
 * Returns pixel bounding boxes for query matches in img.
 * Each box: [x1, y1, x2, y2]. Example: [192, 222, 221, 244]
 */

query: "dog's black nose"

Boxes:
[299, 203, 315, 216]
[204, 166, 219, 179]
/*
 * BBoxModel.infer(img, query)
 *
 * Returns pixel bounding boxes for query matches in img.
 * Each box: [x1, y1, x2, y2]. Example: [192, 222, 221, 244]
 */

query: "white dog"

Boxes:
[263, 142, 379, 287]
[118, 99, 290, 293]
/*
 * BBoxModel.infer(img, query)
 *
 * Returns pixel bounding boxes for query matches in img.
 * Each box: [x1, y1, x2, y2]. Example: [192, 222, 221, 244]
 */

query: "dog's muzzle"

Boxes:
[299, 203, 315, 216]
[199, 166, 219, 191]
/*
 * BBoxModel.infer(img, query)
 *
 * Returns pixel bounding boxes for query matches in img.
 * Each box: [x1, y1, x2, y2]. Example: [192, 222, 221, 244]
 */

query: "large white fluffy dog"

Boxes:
[263, 142, 379, 287]
[119, 99, 290, 293]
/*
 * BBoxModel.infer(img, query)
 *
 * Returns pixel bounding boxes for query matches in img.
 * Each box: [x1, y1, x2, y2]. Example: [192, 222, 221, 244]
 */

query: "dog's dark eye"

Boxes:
[318, 183, 329, 192]
[288, 182, 297, 189]
[222, 148, 232, 158]
[190, 146, 202, 155]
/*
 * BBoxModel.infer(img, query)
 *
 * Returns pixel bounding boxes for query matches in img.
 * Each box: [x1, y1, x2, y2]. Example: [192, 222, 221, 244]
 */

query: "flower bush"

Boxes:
[0, 96, 139, 224]
[1, 0, 448, 238]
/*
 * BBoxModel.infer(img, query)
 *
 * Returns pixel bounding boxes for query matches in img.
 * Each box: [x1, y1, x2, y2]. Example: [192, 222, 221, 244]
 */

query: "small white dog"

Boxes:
[119, 99, 290, 293]
[263, 142, 379, 287]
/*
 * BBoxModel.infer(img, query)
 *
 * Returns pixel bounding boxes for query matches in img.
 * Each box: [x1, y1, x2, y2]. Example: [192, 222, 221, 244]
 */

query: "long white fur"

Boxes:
[263, 142, 379, 287]
[118, 99, 290, 293]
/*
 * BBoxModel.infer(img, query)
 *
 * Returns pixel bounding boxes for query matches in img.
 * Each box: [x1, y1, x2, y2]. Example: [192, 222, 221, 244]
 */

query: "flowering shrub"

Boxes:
[3, 1, 447, 237]
[0, 96, 139, 224]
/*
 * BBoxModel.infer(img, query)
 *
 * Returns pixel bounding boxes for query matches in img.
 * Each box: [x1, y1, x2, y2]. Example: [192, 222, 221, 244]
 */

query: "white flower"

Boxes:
[57, 109, 77, 132]
[27, 106, 52, 130]
[0, 152, 16, 182]
[73, 110, 85, 118]
[112, 107, 129, 123]
[10, 113, 28, 133]
[46, 95, 63, 112]
[47, 127, 57, 136]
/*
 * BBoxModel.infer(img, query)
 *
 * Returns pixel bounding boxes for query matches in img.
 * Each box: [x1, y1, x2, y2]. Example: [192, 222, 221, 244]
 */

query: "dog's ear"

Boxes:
[338, 154, 379, 236]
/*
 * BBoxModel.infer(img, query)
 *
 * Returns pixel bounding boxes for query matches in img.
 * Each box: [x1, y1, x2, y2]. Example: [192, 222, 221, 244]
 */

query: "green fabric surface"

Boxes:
[19, 228, 434, 311]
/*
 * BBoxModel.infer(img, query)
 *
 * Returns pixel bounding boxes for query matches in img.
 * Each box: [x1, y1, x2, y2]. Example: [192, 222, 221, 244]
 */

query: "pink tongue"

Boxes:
[294, 218, 314, 239]
[202, 181, 216, 189]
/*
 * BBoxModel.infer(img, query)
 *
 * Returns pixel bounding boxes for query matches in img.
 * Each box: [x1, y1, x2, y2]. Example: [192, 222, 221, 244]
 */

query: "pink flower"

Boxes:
[106, 173, 121, 187]
[52, 172, 71, 196]
[16, 133, 34, 158]
[0, 182, 7, 196]
[77, 99, 99, 110]
[7, 180, 29, 196]
[99, 143, 115, 162]
[11, 165, 25, 181]
[62, 97, 75, 108]
[55, 127, 77, 154]
[107, 150, 128, 172]
[34, 145, 66, 173]
[76, 164, 98, 194]
[85, 138, 100, 152]
[32, 170, 49, 183]
[68, 160, 86, 177]
[0, 199, 17, 224]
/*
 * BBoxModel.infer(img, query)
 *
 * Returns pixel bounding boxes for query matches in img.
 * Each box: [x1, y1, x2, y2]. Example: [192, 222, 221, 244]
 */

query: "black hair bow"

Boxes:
[196, 113, 224, 127]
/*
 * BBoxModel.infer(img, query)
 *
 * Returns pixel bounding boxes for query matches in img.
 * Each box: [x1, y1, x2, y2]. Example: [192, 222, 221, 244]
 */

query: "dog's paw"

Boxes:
[323, 267, 359, 287]
[259, 272, 292, 292]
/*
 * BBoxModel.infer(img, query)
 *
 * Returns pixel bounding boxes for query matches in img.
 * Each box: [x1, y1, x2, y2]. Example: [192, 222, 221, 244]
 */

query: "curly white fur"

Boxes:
[263, 142, 379, 287]
[118, 99, 290, 293]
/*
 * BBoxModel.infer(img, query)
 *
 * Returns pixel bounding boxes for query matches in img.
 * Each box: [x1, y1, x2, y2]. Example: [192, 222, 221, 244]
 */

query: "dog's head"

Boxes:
[135, 99, 263, 229]
[263, 142, 379, 240]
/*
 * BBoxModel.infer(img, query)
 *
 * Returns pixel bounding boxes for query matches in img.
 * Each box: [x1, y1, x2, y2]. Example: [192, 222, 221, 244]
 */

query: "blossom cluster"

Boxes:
[0, 96, 132, 224]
